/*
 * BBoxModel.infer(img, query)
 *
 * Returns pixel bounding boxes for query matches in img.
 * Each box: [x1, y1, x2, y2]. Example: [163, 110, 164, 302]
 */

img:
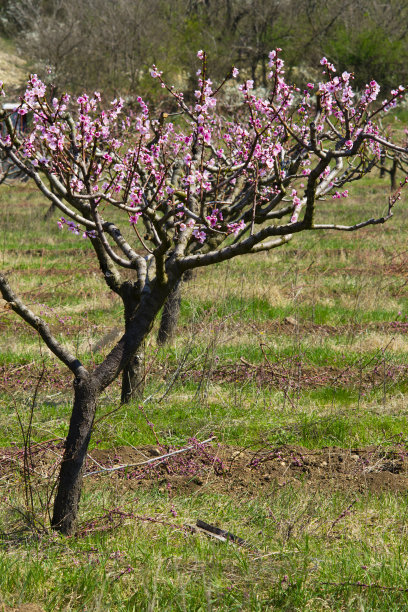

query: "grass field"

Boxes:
[1, 170, 408, 610]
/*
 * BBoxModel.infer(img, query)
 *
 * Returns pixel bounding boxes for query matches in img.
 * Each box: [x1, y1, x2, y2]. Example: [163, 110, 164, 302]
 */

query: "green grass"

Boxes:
[2, 485, 408, 610]
[2, 175, 408, 609]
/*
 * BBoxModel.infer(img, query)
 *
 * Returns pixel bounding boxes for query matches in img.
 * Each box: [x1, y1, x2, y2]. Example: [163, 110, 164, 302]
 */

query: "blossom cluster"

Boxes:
[0, 48, 406, 255]
[57, 217, 97, 239]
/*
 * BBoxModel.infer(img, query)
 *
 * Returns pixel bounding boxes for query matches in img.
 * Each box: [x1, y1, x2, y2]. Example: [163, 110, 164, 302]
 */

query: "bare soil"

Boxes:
[86, 442, 408, 496]
[182, 359, 408, 392]
[2, 318, 408, 395]
[4, 442, 408, 498]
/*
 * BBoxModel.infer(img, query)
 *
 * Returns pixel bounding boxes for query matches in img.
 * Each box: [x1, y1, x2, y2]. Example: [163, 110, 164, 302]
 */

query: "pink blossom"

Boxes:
[129, 213, 142, 224]
[227, 220, 245, 236]
[192, 228, 206, 243]
[332, 191, 349, 199]
[150, 66, 162, 78]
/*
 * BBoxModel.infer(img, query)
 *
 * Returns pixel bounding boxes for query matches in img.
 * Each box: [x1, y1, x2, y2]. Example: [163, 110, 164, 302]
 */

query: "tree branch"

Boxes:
[312, 216, 392, 231]
[0, 148, 96, 229]
[0, 272, 86, 377]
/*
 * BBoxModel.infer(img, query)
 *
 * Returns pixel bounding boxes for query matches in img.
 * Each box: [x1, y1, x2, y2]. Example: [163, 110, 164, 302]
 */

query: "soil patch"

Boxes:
[181, 359, 408, 392]
[2, 442, 408, 504]
[86, 442, 408, 496]
[2, 345, 407, 395]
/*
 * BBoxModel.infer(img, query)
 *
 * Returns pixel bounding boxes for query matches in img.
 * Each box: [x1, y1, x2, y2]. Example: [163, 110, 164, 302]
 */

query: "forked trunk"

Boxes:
[51, 279, 179, 534]
[51, 374, 98, 535]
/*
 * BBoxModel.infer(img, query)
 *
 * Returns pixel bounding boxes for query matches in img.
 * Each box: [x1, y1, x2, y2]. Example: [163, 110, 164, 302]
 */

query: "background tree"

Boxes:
[4, 0, 408, 99]
[0, 50, 406, 535]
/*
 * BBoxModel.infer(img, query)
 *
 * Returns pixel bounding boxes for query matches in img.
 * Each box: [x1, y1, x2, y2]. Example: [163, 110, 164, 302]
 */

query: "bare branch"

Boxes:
[249, 235, 293, 253]
[312, 215, 392, 231]
[0, 272, 85, 377]
[0, 148, 96, 229]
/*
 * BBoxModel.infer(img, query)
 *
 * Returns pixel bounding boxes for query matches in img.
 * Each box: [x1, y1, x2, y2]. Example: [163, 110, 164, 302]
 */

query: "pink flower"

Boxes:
[129, 213, 142, 224]
[192, 228, 206, 243]
[150, 66, 162, 78]
[227, 220, 245, 236]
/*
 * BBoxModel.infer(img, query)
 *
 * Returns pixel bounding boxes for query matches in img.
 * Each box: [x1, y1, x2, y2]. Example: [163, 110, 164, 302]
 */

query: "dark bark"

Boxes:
[157, 271, 193, 346]
[43, 202, 56, 221]
[157, 279, 182, 345]
[52, 278, 178, 534]
[51, 373, 98, 535]
[120, 283, 144, 403]
[390, 158, 398, 191]
[121, 347, 144, 403]
[94, 279, 175, 392]
[380, 151, 386, 178]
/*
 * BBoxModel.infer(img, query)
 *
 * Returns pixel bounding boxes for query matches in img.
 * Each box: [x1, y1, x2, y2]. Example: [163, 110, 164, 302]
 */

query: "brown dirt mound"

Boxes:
[2, 442, 408, 503]
[86, 442, 408, 496]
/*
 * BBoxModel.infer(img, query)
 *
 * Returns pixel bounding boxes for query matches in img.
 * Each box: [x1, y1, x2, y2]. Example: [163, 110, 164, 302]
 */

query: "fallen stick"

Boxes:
[193, 519, 246, 545]
[84, 436, 216, 477]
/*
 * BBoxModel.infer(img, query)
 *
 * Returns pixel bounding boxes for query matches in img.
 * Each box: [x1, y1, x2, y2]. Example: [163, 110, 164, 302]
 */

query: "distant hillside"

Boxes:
[0, 36, 27, 94]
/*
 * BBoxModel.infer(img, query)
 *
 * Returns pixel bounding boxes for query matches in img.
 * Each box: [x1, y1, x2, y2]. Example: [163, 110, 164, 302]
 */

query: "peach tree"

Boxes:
[0, 50, 406, 534]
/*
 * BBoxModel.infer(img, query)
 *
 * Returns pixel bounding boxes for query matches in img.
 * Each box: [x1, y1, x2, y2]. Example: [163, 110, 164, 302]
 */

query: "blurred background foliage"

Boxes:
[0, 0, 407, 104]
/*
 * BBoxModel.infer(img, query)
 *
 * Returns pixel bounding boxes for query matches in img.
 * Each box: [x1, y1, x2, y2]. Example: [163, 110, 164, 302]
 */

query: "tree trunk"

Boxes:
[157, 271, 193, 346]
[52, 279, 178, 534]
[51, 373, 98, 535]
[380, 151, 386, 178]
[390, 158, 398, 191]
[121, 346, 144, 403]
[120, 286, 145, 403]
[43, 202, 56, 221]
[157, 279, 182, 345]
